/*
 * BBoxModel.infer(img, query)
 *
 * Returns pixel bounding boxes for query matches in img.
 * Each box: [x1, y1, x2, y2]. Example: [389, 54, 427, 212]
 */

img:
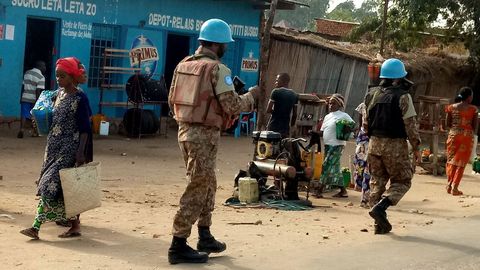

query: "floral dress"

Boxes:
[33, 89, 92, 229]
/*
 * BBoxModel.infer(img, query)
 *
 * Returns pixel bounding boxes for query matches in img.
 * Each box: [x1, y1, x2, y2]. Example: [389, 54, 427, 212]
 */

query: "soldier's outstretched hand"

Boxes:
[248, 86, 261, 100]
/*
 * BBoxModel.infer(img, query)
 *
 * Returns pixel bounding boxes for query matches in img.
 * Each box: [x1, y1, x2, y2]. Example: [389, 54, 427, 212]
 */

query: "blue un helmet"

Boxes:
[198, 19, 234, 43]
[379, 58, 408, 79]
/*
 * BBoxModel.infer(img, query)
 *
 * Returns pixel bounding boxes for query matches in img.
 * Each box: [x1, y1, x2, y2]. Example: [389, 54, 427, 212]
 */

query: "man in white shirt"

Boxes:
[18, 61, 46, 138]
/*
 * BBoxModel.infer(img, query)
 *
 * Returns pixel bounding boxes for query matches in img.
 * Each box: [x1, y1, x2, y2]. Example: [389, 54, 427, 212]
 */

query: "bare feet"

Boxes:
[20, 227, 39, 240]
[446, 185, 452, 194]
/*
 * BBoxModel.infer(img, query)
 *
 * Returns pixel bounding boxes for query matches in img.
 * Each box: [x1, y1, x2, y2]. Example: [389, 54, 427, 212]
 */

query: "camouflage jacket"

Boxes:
[169, 46, 255, 144]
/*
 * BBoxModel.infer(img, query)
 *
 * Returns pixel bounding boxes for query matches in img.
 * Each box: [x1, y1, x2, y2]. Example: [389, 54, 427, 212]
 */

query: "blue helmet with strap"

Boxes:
[198, 19, 234, 43]
[380, 58, 407, 79]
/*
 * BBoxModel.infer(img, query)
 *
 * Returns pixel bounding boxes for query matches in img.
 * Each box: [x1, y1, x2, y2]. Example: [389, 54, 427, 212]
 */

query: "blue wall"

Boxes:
[0, 0, 260, 117]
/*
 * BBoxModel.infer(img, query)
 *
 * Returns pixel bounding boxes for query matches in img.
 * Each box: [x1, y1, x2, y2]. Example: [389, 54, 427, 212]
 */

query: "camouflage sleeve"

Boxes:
[168, 67, 178, 114]
[400, 93, 417, 119]
[217, 91, 255, 116]
[400, 94, 421, 151]
[362, 92, 373, 130]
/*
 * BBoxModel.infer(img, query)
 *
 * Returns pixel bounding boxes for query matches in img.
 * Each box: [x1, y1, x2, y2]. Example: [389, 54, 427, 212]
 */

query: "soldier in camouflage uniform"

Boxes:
[167, 19, 260, 264]
[363, 58, 421, 234]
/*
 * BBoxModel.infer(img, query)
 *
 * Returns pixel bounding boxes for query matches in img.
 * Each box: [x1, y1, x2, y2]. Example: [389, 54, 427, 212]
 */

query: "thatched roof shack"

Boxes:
[267, 27, 371, 115]
[402, 55, 473, 101]
[266, 27, 474, 115]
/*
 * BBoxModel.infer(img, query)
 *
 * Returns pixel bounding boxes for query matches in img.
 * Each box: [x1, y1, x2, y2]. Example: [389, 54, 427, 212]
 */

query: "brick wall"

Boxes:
[315, 19, 359, 40]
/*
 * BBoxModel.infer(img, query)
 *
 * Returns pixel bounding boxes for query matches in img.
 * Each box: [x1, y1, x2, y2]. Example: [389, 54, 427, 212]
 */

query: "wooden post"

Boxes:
[379, 0, 389, 56]
[257, 0, 278, 131]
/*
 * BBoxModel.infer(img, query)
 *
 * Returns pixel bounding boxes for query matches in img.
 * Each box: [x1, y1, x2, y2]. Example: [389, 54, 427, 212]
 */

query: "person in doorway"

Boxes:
[445, 87, 478, 196]
[168, 18, 260, 264]
[364, 58, 421, 234]
[315, 94, 354, 198]
[18, 61, 46, 138]
[266, 73, 298, 138]
[354, 102, 371, 208]
[20, 57, 93, 240]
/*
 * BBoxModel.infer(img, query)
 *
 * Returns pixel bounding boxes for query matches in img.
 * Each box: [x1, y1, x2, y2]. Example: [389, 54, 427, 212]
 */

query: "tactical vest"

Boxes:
[170, 54, 226, 129]
[367, 86, 408, 139]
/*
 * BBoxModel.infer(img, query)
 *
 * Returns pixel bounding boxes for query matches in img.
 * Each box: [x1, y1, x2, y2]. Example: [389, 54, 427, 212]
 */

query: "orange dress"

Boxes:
[445, 104, 477, 184]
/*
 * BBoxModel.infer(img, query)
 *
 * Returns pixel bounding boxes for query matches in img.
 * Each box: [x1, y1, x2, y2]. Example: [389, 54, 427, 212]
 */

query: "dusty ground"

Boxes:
[1, 124, 480, 270]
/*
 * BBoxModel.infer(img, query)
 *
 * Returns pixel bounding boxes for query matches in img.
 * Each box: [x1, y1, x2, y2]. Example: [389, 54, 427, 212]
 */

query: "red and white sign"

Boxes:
[0, 24, 4, 40]
[241, 51, 258, 72]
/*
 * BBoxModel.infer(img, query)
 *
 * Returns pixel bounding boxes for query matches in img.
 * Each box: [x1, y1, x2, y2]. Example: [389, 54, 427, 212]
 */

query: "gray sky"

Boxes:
[328, 0, 364, 12]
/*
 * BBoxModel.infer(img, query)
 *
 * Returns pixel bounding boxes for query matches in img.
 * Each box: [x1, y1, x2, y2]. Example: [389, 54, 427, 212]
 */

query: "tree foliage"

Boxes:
[349, 0, 479, 56]
[326, 0, 379, 22]
[274, 0, 329, 30]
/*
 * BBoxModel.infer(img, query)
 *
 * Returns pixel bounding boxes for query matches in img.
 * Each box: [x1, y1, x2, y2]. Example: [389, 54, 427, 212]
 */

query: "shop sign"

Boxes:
[241, 51, 258, 72]
[11, 0, 97, 16]
[129, 35, 159, 79]
[148, 13, 258, 38]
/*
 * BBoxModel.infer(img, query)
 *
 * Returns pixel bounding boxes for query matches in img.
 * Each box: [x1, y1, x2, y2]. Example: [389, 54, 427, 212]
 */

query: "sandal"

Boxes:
[20, 228, 39, 240]
[446, 185, 452, 194]
[332, 192, 348, 198]
[58, 231, 81, 238]
[452, 190, 463, 196]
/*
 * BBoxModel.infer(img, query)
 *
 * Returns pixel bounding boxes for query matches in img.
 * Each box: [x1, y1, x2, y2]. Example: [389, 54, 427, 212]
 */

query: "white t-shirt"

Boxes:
[321, 110, 354, 146]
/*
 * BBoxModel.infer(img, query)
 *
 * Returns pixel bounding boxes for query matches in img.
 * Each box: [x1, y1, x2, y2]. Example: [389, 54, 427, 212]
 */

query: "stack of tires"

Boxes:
[122, 108, 159, 137]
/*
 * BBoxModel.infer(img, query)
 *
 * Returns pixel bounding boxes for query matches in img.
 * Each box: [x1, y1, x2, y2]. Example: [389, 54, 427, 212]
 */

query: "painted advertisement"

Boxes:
[241, 51, 259, 72]
[11, 0, 97, 16]
[61, 20, 92, 39]
[129, 35, 160, 79]
[148, 13, 258, 38]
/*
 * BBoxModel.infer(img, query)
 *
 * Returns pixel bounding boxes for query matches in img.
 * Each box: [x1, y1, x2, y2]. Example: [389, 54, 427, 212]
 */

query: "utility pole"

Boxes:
[380, 0, 389, 56]
[257, 0, 278, 131]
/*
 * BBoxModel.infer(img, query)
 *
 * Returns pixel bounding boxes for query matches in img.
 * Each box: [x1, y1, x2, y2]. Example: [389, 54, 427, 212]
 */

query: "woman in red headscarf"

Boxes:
[20, 57, 93, 240]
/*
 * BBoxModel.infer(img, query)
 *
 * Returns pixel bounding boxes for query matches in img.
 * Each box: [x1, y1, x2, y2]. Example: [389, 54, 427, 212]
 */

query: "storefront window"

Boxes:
[88, 24, 121, 88]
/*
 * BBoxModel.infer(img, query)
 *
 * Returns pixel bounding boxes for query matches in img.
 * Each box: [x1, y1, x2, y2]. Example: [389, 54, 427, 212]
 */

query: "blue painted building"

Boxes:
[0, 0, 298, 118]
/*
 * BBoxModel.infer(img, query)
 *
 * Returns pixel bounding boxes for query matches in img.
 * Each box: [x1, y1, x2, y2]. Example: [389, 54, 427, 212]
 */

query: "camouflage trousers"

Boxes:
[172, 141, 218, 238]
[367, 140, 413, 206]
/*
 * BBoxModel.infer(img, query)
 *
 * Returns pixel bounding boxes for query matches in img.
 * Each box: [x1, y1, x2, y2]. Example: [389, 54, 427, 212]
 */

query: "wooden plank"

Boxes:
[100, 84, 126, 89]
[102, 66, 140, 71]
[105, 48, 129, 53]
[99, 102, 130, 107]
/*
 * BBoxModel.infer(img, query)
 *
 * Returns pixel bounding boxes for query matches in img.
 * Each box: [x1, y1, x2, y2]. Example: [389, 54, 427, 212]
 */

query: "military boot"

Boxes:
[168, 236, 209, 264]
[197, 226, 227, 254]
[369, 197, 392, 234]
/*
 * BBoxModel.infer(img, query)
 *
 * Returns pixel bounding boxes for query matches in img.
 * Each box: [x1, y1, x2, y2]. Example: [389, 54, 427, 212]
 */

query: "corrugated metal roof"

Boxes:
[218, 0, 309, 10]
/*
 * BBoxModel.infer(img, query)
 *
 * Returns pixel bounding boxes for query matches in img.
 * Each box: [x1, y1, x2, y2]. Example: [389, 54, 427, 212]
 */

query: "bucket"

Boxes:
[342, 169, 351, 187]
[313, 152, 323, 180]
[368, 63, 381, 85]
[238, 177, 259, 203]
[31, 108, 53, 136]
[92, 114, 106, 134]
[307, 152, 323, 180]
[99, 121, 110, 136]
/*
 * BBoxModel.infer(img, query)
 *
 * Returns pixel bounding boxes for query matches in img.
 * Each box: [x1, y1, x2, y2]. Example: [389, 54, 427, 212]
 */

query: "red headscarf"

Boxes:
[56, 57, 85, 78]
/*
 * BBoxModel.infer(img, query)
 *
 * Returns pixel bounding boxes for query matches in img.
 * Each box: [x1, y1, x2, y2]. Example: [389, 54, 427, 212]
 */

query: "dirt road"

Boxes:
[1, 125, 479, 269]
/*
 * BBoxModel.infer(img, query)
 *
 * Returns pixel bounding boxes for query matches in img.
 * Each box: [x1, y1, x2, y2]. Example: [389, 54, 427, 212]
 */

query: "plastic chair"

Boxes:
[234, 112, 256, 138]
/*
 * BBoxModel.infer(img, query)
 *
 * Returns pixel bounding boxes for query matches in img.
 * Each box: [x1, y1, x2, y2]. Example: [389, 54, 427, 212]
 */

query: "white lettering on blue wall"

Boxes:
[61, 20, 92, 39]
[148, 13, 258, 38]
[11, 0, 97, 16]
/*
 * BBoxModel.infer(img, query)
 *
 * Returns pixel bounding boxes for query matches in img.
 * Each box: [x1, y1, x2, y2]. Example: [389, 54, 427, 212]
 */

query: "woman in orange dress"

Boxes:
[445, 87, 478, 196]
